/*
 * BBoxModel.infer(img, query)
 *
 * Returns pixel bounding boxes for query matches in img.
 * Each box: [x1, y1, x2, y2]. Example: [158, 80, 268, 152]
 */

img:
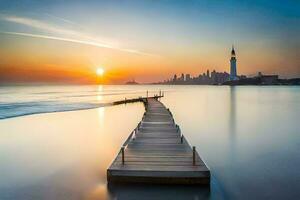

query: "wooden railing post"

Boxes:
[133, 130, 136, 140]
[167, 108, 172, 116]
[193, 146, 196, 166]
[121, 146, 125, 165]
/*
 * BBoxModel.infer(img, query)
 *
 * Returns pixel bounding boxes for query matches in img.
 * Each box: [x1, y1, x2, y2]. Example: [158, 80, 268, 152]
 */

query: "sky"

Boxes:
[0, 0, 299, 84]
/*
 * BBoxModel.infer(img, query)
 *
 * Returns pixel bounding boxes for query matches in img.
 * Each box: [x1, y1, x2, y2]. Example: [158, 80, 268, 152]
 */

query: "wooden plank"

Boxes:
[107, 97, 210, 185]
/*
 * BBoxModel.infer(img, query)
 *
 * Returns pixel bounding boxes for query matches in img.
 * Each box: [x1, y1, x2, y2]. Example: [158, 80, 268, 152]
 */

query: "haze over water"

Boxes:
[0, 85, 299, 200]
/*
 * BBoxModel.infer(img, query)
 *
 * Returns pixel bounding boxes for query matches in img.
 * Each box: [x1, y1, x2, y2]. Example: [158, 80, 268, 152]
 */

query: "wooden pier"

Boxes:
[107, 97, 210, 185]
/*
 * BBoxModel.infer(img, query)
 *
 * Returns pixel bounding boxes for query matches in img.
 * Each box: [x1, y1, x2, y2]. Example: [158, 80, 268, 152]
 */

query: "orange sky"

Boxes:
[0, 33, 299, 84]
[0, 0, 299, 84]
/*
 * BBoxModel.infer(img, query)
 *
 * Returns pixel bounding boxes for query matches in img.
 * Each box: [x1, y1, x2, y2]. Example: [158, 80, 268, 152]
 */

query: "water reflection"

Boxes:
[229, 87, 236, 137]
[228, 86, 237, 162]
[107, 183, 210, 200]
[97, 85, 103, 102]
[98, 107, 105, 127]
[1, 85, 300, 200]
[86, 183, 110, 200]
[0, 103, 143, 200]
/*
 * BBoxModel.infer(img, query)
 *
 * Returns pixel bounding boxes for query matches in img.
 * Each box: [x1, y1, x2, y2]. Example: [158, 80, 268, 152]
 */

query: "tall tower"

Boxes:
[230, 45, 237, 80]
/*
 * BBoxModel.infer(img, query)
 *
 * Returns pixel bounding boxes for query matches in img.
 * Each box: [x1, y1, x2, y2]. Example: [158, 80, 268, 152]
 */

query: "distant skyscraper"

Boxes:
[173, 74, 177, 82]
[180, 73, 184, 81]
[230, 46, 238, 80]
[186, 74, 191, 81]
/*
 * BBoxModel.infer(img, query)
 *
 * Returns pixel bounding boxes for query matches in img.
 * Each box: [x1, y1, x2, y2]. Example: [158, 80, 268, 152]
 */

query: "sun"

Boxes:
[96, 68, 104, 76]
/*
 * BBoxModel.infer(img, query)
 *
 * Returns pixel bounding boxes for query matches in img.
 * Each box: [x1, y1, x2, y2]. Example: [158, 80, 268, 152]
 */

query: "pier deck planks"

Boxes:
[107, 97, 210, 184]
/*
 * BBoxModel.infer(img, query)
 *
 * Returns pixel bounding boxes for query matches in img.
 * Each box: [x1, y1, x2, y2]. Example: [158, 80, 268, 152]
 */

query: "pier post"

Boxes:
[167, 108, 172, 116]
[121, 146, 125, 164]
[133, 130, 136, 140]
[193, 146, 196, 165]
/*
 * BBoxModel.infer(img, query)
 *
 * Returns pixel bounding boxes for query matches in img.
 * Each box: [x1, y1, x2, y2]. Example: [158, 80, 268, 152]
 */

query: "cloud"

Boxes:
[0, 15, 157, 56]
[3, 15, 77, 36]
[0, 31, 156, 56]
[44, 13, 79, 26]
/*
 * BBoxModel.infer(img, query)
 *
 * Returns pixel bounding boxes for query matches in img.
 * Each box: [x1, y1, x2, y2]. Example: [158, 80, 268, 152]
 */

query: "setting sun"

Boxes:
[96, 68, 105, 76]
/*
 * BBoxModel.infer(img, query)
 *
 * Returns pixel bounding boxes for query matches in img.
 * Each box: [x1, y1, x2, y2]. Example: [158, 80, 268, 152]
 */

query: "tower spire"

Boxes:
[231, 44, 235, 56]
[230, 45, 237, 80]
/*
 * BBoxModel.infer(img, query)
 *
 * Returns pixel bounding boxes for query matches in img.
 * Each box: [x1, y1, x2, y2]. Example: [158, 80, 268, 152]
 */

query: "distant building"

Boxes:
[186, 74, 191, 81]
[258, 72, 279, 85]
[230, 46, 238, 81]
[211, 70, 216, 81]
[239, 75, 247, 79]
[180, 73, 184, 81]
[126, 79, 139, 85]
[173, 74, 177, 82]
[211, 70, 230, 84]
[159, 69, 231, 85]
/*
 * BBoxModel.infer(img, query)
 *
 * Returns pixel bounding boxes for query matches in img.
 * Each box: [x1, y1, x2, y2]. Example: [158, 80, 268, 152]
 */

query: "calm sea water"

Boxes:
[0, 85, 299, 200]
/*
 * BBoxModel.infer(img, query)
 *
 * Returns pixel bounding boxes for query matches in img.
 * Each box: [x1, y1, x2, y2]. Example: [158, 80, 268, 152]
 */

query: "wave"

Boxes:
[0, 101, 112, 120]
[0, 85, 156, 120]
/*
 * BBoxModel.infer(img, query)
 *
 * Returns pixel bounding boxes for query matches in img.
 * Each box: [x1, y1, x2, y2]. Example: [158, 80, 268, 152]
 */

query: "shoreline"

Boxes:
[0, 96, 160, 121]
[0, 104, 110, 121]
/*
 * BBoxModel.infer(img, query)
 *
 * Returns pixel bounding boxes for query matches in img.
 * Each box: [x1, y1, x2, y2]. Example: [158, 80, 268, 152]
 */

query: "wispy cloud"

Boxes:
[0, 15, 156, 56]
[44, 13, 79, 26]
[3, 15, 77, 36]
[0, 31, 156, 56]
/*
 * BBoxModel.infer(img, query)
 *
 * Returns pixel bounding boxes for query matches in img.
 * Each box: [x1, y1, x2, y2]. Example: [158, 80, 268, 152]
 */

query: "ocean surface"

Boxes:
[0, 85, 300, 200]
[0, 85, 155, 119]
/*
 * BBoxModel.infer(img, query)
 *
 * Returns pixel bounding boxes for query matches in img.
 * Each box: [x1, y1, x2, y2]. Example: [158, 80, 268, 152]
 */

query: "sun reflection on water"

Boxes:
[96, 85, 103, 102]
[97, 107, 105, 127]
[85, 183, 109, 200]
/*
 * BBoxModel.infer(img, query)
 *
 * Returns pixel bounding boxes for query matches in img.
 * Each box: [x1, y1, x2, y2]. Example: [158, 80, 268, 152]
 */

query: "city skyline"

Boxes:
[154, 46, 299, 85]
[0, 0, 300, 84]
